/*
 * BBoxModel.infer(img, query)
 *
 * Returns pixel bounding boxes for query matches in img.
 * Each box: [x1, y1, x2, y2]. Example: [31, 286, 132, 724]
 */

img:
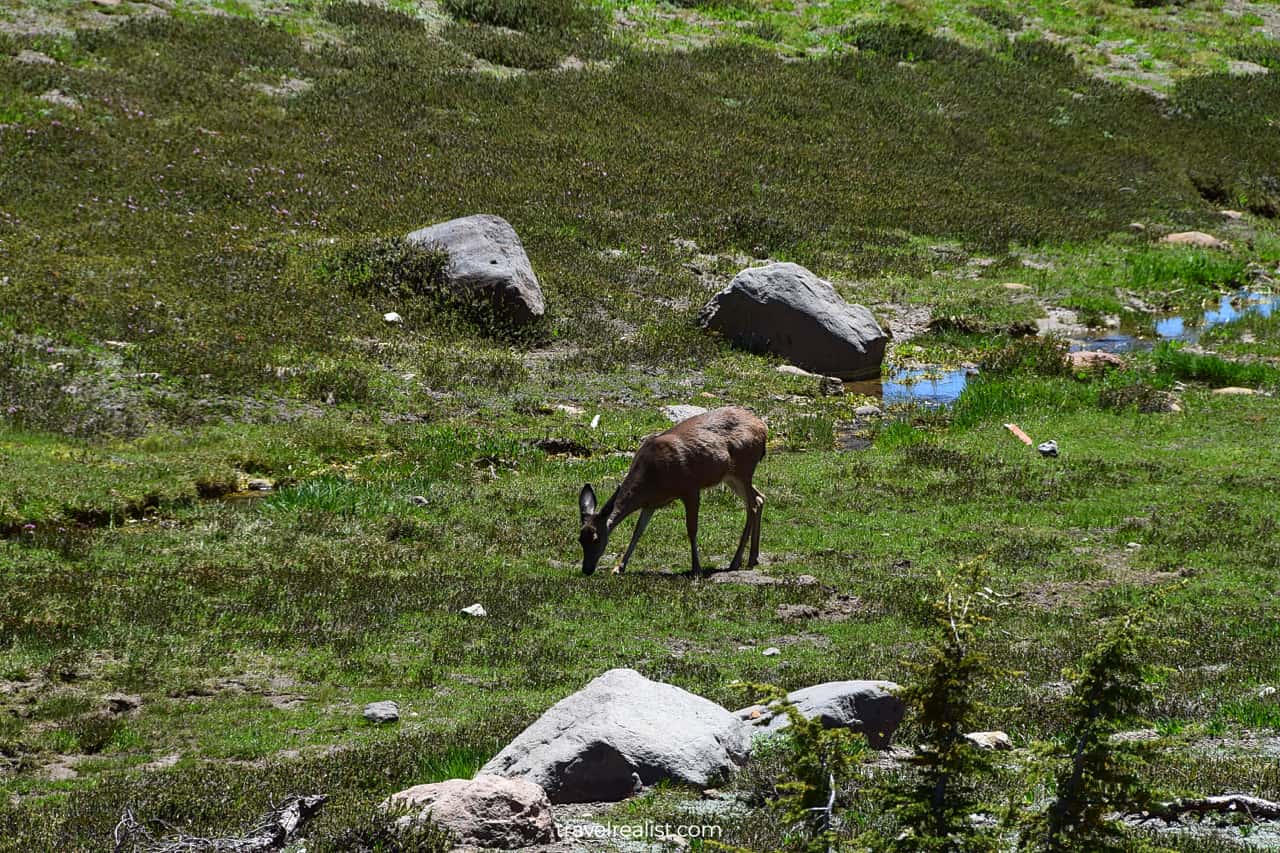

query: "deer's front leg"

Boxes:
[613, 508, 653, 575]
[682, 492, 702, 577]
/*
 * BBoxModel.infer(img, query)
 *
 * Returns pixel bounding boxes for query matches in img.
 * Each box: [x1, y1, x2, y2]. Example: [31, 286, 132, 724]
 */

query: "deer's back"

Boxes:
[635, 407, 766, 495]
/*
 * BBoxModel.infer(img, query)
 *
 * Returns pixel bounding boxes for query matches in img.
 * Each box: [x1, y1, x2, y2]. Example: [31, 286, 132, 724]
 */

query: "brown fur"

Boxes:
[578, 407, 767, 576]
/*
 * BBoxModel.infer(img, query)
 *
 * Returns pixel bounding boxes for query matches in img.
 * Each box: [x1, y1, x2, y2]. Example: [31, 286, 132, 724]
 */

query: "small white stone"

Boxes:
[965, 730, 1013, 750]
[762, 647, 781, 657]
[383, 311, 403, 324]
[461, 603, 488, 618]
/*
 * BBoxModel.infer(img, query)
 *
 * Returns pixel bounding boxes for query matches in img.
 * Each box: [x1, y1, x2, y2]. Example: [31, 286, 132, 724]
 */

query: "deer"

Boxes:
[577, 406, 766, 578]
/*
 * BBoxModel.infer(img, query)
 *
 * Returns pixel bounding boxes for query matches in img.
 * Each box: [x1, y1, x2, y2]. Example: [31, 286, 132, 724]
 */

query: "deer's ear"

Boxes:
[579, 484, 597, 519]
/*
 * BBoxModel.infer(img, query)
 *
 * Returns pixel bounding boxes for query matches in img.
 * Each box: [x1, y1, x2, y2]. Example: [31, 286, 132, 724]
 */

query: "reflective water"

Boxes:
[845, 366, 974, 406]
[846, 289, 1276, 407]
[1078, 288, 1278, 353]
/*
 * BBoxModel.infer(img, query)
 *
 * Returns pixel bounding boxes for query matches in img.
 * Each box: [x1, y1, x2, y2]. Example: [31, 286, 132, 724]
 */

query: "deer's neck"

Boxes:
[604, 460, 650, 530]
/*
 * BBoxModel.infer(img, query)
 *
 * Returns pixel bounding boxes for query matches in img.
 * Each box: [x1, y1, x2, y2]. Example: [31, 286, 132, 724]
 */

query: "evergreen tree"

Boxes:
[726, 682, 868, 853]
[1021, 613, 1165, 852]
[879, 574, 1005, 853]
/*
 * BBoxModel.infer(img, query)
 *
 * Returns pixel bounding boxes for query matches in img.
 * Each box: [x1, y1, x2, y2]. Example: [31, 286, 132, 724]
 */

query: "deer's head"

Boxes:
[578, 484, 610, 575]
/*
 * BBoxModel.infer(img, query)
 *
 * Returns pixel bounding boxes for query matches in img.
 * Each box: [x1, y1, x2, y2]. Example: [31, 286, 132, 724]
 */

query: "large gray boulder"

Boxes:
[405, 214, 545, 327]
[481, 668, 748, 803]
[383, 775, 557, 848]
[700, 263, 887, 380]
[736, 680, 904, 749]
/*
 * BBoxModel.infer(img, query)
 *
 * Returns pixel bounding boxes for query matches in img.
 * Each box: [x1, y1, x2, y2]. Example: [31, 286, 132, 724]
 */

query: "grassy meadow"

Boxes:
[2, 0, 1280, 849]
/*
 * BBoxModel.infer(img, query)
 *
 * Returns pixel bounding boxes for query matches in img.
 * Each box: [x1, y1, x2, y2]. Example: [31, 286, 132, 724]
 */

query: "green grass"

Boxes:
[1, 10, 1277, 404]
[2, 0, 1280, 850]
[3, 378, 1280, 848]
[1151, 341, 1280, 389]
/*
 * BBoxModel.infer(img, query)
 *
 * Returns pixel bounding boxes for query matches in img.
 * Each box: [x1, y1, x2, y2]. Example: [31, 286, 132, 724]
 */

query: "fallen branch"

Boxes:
[114, 794, 328, 853]
[1139, 794, 1280, 824]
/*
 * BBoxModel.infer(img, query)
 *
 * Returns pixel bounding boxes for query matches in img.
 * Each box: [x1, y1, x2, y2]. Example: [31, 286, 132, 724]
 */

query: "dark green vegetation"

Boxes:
[2, 0, 1280, 849]
[877, 579, 1005, 853]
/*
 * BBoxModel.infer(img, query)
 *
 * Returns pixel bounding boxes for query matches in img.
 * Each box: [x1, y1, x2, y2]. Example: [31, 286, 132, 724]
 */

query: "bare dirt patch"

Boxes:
[1020, 546, 1184, 610]
[776, 592, 864, 622]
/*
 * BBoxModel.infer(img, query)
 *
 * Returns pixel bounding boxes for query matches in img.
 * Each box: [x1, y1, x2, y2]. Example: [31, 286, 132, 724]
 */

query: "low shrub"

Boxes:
[323, 1, 424, 30]
[969, 4, 1023, 30]
[842, 23, 956, 63]
[980, 335, 1071, 377]
[444, 22, 565, 70]
[440, 0, 601, 36]
[324, 238, 451, 303]
[1097, 380, 1178, 414]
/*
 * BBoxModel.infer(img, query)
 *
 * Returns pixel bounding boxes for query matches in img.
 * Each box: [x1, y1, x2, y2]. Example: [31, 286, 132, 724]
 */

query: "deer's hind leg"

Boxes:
[748, 486, 764, 568]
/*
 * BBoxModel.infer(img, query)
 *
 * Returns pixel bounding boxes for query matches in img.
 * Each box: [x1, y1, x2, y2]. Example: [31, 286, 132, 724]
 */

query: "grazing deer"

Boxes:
[578, 407, 766, 577]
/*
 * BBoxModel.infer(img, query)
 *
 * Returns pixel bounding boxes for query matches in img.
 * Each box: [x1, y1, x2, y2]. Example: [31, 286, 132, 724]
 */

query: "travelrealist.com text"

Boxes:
[559, 821, 724, 840]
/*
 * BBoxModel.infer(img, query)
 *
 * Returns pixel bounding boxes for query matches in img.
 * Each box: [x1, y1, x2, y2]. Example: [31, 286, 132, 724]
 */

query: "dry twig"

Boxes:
[114, 794, 327, 853]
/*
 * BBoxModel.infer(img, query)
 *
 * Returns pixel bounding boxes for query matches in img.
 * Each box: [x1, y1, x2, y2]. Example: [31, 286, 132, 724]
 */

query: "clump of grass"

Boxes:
[950, 376, 1093, 429]
[0, 333, 139, 439]
[1150, 341, 1278, 388]
[68, 713, 125, 755]
[299, 359, 377, 406]
[783, 412, 836, 451]
[1232, 41, 1280, 72]
[744, 20, 786, 43]
[1200, 310, 1280, 354]
[1125, 250, 1246, 301]
[415, 342, 529, 391]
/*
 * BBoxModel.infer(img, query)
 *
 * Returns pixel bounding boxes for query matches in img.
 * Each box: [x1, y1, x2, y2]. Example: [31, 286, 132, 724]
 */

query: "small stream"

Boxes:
[1078, 288, 1278, 353]
[855, 288, 1277, 407]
